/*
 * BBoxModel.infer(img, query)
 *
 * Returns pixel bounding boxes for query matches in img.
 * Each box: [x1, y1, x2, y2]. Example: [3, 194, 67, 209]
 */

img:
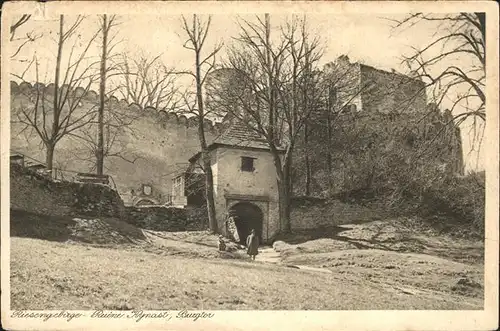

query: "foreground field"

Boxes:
[11, 221, 484, 310]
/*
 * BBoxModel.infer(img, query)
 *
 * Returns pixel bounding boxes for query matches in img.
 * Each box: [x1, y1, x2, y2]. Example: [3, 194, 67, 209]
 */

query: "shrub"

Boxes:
[300, 111, 485, 236]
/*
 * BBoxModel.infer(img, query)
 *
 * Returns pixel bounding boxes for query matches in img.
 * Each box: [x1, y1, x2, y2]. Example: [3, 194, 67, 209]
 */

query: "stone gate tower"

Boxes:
[184, 120, 284, 244]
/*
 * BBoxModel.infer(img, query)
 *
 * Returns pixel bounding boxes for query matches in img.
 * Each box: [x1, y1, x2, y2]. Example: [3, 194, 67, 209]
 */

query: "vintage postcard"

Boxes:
[1, 1, 498, 330]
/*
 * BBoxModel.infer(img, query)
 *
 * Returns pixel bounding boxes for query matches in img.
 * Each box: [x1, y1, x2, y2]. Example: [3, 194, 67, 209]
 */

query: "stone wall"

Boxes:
[11, 162, 207, 231]
[124, 206, 207, 231]
[290, 197, 387, 230]
[323, 55, 427, 114]
[359, 64, 427, 114]
[323, 55, 363, 113]
[10, 163, 125, 218]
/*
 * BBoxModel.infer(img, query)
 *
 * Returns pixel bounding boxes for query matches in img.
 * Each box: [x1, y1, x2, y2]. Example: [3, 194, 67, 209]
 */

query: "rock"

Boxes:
[225, 245, 238, 252]
[272, 240, 294, 252]
[272, 240, 285, 251]
[455, 277, 481, 288]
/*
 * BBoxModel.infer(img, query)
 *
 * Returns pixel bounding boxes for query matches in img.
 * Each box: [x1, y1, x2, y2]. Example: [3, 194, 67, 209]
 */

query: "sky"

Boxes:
[12, 14, 429, 76]
[9, 13, 485, 171]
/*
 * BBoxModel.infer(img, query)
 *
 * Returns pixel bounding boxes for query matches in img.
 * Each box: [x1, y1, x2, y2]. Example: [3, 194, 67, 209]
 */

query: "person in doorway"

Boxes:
[246, 229, 259, 261]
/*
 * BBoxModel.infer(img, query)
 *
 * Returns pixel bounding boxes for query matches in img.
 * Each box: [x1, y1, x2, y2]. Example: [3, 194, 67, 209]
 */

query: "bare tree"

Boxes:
[12, 15, 100, 170]
[391, 13, 485, 146]
[10, 14, 31, 36]
[10, 14, 43, 59]
[211, 14, 323, 233]
[96, 14, 122, 175]
[116, 53, 182, 111]
[179, 14, 223, 233]
[68, 99, 141, 172]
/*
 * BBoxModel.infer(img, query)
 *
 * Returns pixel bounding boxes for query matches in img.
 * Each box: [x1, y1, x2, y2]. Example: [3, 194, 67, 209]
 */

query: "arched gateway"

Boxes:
[228, 202, 263, 244]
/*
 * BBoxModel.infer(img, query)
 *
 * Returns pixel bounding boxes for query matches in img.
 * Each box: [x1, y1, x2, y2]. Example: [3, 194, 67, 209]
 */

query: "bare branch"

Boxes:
[393, 12, 485, 126]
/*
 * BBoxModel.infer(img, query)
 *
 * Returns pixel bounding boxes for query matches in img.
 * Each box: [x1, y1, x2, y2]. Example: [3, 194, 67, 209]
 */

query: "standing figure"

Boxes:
[246, 229, 259, 261]
[218, 235, 226, 252]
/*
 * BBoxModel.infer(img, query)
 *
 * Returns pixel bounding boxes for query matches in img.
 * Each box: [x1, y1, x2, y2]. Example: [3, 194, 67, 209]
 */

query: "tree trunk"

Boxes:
[203, 154, 218, 232]
[277, 175, 292, 233]
[198, 124, 217, 232]
[287, 152, 293, 198]
[326, 86, 336, 196]
[326, 108, 333, 196]
[265, 13, 291, 232]
[304, 122, 311, 196]
[271, 150, 292, 234]
[193, 19, 218, 233]
[96, 15, 108, 175]
[49, 15, 64, 162]
[264, 14, 277, 145]
[45, 16, 64, 172]
[45, 142, 55, 171]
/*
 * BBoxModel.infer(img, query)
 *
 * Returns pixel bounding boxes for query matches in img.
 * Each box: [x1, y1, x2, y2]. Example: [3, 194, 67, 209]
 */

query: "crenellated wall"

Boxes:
[10, 81, 223, 133]
[10, 81, 223, 199]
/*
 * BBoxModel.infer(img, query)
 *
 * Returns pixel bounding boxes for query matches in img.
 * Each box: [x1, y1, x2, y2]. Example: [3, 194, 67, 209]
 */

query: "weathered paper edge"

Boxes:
[1, 1, 498, 331]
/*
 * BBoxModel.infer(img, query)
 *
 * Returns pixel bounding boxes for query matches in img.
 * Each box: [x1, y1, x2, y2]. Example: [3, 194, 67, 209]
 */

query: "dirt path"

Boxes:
[256, 246, 281, 263]
[256, 246, 334, 273]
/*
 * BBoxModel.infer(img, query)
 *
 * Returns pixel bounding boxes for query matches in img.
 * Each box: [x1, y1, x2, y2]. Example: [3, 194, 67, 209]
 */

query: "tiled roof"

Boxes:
[188, 119, 285, 163]
[212, 121, 271, 150]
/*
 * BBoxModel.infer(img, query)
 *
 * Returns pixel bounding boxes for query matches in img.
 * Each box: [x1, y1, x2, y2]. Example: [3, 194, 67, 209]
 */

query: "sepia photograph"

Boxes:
[1, 1, 498, 330]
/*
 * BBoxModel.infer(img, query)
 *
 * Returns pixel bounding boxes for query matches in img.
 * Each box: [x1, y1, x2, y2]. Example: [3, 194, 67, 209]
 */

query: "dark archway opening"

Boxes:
[229, 202, 263, 245]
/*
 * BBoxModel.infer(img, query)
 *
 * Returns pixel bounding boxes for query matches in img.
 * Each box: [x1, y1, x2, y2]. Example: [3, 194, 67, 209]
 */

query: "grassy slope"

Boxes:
[9, 204, 484, 310]
[11, 231, 483, 310]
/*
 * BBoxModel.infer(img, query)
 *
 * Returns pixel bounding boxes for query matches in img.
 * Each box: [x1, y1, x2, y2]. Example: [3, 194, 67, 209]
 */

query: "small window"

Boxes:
[241, 157, 255, 172]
